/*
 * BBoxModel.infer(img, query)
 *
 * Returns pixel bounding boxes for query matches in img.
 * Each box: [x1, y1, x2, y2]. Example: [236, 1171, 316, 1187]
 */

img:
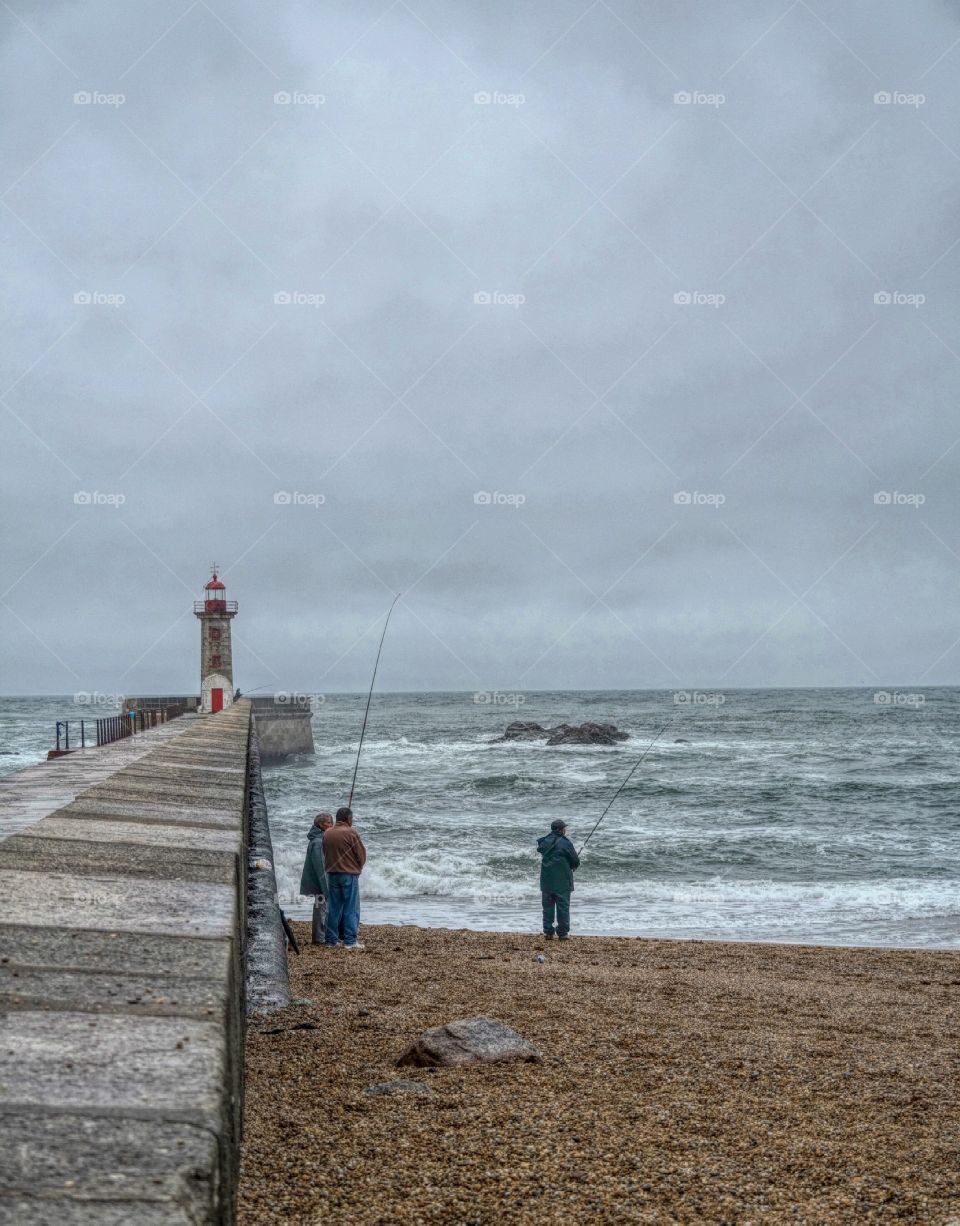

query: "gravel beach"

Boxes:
[239, 926, 960, 1225]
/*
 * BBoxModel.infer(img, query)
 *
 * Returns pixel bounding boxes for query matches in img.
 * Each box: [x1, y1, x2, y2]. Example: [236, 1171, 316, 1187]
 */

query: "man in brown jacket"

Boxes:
[322, 806, 367, 948]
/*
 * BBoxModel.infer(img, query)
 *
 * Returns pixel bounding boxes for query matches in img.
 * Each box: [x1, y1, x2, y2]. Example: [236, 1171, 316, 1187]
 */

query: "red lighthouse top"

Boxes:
[194, 564, 237, 616]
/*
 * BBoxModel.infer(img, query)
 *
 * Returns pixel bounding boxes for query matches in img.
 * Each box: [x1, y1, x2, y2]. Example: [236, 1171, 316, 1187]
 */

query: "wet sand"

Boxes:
[239, 925, 960, 1224]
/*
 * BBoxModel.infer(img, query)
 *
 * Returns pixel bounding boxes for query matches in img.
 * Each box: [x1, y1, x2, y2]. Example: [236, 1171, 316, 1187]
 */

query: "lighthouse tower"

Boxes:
[193, 565, 238, 714]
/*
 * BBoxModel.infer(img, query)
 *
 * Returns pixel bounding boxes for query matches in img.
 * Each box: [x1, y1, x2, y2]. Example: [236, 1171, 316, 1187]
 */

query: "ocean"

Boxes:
[3, 690, 958, 948]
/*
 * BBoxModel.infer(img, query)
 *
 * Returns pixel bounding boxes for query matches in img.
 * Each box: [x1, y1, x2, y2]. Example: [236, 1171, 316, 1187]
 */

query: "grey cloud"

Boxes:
[2, 0, 959, 694]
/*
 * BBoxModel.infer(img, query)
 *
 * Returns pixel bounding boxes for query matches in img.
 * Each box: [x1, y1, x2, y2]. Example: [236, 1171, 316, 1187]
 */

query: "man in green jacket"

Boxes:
[537, 819, 580, 940]
[300, 813, 332, 944]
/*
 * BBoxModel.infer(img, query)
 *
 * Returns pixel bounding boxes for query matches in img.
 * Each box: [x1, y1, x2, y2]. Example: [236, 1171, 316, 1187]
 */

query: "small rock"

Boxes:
[397, 1016, 542, 1068]
[535, 954, 546, 963]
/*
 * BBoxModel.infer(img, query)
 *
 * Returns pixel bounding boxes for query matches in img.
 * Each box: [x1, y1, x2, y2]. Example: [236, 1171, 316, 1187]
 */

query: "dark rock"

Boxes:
[545, 722, 629, 746]
[397, 1016, 542, 1068]
[364, 1079, 432, 1096]
[674, 738, 690, 744]
[497, 721, 628, 746]
[499, 722, 549, 741]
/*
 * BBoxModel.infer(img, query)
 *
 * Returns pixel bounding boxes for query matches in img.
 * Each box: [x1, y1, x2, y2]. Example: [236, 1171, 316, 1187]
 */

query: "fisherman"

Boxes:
[537, 819, 580, 941]
[299, 813, 332, 944]
[323, 806, 367, 949]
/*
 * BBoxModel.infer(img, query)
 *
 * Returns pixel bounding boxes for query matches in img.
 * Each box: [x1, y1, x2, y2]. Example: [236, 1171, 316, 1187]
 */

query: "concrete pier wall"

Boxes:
[0, 699, 274, 1224]
[250, 698, 314, 763]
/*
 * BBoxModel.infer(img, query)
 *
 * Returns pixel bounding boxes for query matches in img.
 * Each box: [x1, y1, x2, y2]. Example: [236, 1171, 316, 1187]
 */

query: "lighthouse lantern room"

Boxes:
[193, 565, 238, 713]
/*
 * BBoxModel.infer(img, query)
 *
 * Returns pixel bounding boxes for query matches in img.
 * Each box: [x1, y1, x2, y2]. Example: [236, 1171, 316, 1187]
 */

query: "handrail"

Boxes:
[47, 702, 190, 751]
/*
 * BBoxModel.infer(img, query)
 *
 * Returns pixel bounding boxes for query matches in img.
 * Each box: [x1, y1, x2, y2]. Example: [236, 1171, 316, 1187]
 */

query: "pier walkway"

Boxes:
[0, 699, 256, 1224]
[0, 713, 201, 841]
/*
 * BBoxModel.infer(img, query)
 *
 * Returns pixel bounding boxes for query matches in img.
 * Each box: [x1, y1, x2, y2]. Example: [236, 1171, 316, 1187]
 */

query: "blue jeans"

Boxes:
[325, 872, 360, 946]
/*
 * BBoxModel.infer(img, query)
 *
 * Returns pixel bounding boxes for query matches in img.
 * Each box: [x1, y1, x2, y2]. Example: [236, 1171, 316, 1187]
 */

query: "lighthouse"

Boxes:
[193, 565, 238, 714]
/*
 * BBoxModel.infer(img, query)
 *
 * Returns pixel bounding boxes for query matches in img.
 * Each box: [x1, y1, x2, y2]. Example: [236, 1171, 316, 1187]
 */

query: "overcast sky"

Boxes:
[2, 0, 960, 696]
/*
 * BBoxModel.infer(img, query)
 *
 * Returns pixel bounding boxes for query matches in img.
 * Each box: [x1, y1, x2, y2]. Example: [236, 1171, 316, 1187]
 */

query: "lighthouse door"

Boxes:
[211, 687, 224, 713]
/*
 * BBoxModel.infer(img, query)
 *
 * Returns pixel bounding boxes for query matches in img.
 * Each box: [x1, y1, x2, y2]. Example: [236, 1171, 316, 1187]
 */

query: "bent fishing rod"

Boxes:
[347, 593, 402, 807]
[577, 720, 673, 855]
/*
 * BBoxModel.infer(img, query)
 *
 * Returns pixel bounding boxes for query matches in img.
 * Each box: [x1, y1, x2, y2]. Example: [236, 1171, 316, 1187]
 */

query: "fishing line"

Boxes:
[577, 720, 674, 855]
[347, 593, 402, 807]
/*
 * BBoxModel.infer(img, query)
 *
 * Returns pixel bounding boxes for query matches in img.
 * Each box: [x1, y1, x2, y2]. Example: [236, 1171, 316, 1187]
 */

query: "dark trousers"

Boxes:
[542, 891, 571, 937]
[325, 872, 360, 946]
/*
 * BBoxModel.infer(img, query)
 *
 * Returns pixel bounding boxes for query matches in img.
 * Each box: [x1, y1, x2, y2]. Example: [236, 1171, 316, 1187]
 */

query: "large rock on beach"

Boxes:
[396, 1016, 543, 1068]
[498, 720, 628, 745]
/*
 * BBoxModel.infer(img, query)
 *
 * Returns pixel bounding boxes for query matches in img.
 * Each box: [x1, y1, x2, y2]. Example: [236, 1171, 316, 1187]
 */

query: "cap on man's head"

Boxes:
[550, 819, 567, 833]
[335, 806, 353, 823]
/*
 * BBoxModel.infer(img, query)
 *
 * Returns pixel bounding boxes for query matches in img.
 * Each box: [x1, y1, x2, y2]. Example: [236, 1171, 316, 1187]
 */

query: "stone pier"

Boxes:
[0, 698, 273, 1224]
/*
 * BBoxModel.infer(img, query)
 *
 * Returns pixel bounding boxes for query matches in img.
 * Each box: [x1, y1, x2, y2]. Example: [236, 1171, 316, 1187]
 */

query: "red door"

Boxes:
[211, 688, 223, 713]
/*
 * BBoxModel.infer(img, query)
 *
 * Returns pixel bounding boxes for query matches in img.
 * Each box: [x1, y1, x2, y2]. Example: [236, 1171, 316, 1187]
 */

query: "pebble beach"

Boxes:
[239, 925, 960, 1224]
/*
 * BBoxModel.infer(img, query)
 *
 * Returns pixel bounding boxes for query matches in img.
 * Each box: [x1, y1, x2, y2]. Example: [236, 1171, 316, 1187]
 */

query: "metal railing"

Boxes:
[193, 600, 238, 614]
[47, 702, 190, 753]
[95, 703, 188, 746]
[54, 720, 87, 751]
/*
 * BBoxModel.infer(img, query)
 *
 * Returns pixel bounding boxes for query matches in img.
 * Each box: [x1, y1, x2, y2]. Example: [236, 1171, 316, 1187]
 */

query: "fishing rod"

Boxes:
[347, 593, 402, 807]
[577, 720, 673, 855]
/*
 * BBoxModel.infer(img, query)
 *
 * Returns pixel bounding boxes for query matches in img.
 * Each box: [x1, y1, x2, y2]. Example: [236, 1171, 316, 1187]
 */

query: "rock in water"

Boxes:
[396, 1016, 543, 1068]
[497, 720, 629, 745]
[499, 721, 549, 741]
[545, 721, 629, 746]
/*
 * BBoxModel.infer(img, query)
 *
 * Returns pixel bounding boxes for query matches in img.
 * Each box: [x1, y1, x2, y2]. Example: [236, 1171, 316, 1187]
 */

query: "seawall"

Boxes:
[0, 697, 282, 1223]
[249, 698, 314, 764]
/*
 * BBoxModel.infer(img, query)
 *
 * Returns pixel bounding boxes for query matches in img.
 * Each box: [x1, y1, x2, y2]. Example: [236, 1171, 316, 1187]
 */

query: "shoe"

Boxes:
[543, 933, 555, 940]
[344, 942, 365, 951]
[558, 934, 570, 941]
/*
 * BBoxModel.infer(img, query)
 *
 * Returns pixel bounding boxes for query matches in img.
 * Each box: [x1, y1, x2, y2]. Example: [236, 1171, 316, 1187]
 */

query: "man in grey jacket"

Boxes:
[300, 813, 332, 944]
